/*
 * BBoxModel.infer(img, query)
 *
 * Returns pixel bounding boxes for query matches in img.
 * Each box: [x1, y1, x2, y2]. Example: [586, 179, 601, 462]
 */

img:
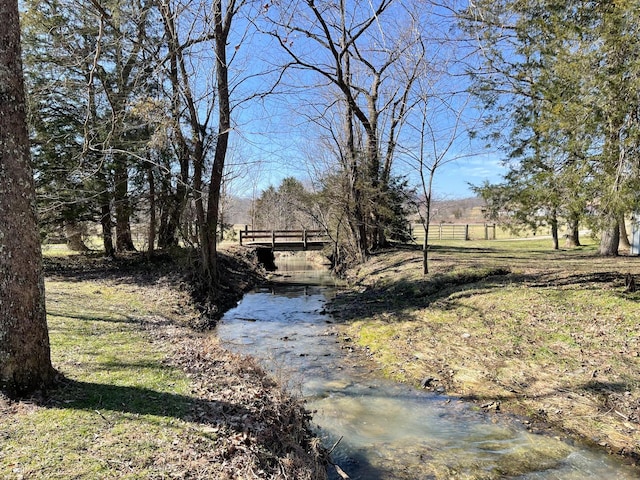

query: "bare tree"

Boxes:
[0, 0, 56, 396]
[157, 0, 254, 289]
[402, 84, 474, 274]
[263, 0, 426, 262]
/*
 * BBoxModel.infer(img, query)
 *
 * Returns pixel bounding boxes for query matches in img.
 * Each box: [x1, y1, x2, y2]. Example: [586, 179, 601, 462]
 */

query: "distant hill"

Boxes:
[226, 195, 489, 228]
[411, 197, 488, 225]
[223, 197, 253, 225]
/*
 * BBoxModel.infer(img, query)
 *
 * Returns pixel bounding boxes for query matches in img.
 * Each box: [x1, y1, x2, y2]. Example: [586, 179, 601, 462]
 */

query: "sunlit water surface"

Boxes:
[217, 257, 639, 479]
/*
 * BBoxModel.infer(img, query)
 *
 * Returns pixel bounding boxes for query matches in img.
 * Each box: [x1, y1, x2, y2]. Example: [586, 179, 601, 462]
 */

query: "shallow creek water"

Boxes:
[217, 259, 639, 479]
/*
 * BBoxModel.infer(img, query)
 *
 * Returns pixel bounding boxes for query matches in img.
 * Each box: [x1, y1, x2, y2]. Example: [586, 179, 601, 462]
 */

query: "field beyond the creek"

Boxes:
[331, 238, 640, 464]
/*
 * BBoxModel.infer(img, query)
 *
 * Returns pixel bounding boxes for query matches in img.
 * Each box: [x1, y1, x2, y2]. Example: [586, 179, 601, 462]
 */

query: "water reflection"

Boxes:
[217, 259, 639, 479]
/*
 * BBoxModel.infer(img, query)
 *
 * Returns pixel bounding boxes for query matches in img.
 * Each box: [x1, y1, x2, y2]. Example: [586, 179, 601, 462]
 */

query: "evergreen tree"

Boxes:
[463, 0, 640, 254]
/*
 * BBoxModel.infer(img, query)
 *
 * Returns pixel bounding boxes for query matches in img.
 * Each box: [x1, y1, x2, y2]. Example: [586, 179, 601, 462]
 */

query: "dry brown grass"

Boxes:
[331, 239, 640, 462]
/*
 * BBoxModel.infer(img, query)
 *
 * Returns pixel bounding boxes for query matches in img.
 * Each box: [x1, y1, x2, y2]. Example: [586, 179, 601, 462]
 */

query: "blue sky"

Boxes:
[227, 117, 507, 200]
[423, 154, 505, 199]
[221, 0, 508, 201]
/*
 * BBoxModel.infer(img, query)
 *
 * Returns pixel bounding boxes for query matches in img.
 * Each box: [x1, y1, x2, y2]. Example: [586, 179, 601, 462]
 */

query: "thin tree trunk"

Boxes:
[86, 73, 114, 257]
[201, 0, 233, 287]
[159, 162, 188, 249]
[158, 5, 190, 249]
[0, 0, 56, 396]
[97, 169, 115, 257]
[423, 223, 429, 275]
[114, 156, 136, 252]
[147, 163, 156, 255]
[550, 210, 559, 250]
[158, 173, 179, 248]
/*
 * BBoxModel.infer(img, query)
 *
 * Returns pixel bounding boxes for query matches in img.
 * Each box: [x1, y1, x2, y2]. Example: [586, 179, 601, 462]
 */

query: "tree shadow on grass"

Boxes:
[43, 251, 187, 284]
[43, 249, 265, 327]
[47, 377, 248, 429]
[332, 259, 635, 324]
[40, 376, 358, 478]
[331, 268, 517, 323]
[47, 311, 142, 324]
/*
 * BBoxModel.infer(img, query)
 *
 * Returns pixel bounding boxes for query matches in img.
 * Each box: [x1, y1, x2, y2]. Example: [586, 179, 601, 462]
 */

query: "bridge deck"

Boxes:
[239, 229, 330, 251]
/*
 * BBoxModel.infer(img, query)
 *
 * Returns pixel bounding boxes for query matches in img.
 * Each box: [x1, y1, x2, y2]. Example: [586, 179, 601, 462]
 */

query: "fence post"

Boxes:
[271, 230, 276, 248]
[303, 229, 308, 250]
[465, 224, 469, 240]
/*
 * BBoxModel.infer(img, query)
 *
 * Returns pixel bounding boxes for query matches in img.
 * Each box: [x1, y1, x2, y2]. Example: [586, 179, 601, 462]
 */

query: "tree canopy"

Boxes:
[464, 0, 640, 254]
[16, 0, 640, 268]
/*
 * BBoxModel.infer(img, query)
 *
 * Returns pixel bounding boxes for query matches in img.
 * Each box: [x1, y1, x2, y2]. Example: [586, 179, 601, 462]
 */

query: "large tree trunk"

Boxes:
[565, 216, 581, 247]
[619, 214, 631, 250]
[0, 0, 56, 396]
[63, 220, 89, 252]
[599, 218, 620, 256]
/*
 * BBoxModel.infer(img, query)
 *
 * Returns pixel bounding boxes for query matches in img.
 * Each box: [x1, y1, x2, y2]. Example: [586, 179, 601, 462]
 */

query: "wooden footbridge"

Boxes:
[239, 228, 330, 251]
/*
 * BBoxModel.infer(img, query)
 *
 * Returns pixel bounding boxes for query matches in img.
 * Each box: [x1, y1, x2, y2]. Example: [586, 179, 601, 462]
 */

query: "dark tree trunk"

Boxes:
[550, 211, 559, 250]
[200, 0, 232, 288]
[97, 169, 115, 257]
[0, 0, 56, 396]
[158, 2, 191, 250]
[100, 202, 115, 257]
[147, 163, 156, 255]
[423, 223, 429, 275]
[157, 176, 176, 248]
[114, 156, 136, 252]
[158, 159, 188, 249]
[161, 195, 182, 248]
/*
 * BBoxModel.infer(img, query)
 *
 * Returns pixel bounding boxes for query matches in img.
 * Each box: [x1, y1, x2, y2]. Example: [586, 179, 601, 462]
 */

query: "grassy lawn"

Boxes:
[1, 279, 197, 479]
[1, 251, 326, 480]
[332, 238, 640, 460]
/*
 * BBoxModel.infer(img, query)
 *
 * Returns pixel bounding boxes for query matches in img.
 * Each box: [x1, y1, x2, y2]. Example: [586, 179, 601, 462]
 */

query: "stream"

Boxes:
[217, 257, 639, 479]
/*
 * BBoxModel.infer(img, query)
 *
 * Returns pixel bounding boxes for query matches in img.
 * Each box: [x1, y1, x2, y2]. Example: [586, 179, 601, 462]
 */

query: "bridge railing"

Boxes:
[239, 228, 329, 249]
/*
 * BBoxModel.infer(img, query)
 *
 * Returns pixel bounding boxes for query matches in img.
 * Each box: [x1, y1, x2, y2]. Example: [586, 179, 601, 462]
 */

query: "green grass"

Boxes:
[0, 280, 197, 479]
